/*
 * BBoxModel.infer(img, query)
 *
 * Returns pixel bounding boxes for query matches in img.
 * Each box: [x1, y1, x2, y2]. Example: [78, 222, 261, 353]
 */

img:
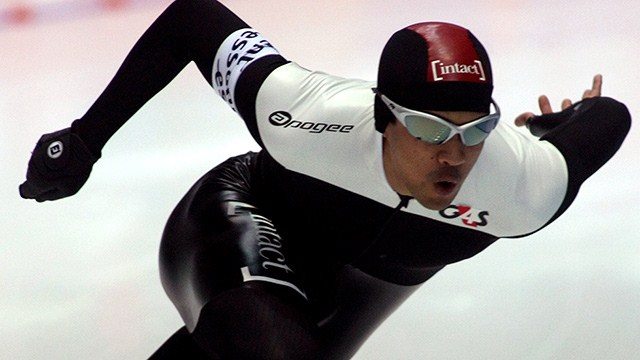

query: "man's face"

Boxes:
[382, 110, 486, 210]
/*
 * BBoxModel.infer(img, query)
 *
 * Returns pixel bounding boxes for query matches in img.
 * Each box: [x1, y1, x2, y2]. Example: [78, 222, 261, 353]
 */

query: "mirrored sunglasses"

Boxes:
[379, 93, 500, 146]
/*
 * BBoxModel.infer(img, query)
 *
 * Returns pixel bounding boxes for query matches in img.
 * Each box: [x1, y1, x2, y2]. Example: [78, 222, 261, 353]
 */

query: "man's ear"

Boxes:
[374, 94, 395, 133]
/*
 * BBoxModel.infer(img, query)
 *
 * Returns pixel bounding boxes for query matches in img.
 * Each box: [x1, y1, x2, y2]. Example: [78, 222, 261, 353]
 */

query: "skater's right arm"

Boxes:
[20, 0, 271, 201]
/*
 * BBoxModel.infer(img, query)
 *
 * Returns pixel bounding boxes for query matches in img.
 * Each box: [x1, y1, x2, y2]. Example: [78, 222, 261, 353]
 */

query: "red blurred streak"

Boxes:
[1, 0, 170, 28]
[102, 0, 129, 11]
[6, 4, 35, 24]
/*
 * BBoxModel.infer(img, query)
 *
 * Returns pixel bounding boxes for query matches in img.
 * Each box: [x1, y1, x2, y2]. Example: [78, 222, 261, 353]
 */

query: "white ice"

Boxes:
[1, 0, 639, 359]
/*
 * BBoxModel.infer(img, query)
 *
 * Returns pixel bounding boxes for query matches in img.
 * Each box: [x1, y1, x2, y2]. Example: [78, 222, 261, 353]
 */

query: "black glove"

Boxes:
[525, 99, 595, 137]
[19, 127, 99, 202]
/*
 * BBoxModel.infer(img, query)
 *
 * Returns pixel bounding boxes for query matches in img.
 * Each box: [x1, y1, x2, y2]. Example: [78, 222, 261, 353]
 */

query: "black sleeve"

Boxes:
[533, 97, 631, 223]
[70, 0, 250, 157]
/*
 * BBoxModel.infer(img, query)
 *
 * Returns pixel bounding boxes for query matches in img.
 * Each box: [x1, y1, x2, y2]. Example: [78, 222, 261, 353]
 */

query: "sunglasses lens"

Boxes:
[405, 115, 451, 144]
[462, 117, 499, 146]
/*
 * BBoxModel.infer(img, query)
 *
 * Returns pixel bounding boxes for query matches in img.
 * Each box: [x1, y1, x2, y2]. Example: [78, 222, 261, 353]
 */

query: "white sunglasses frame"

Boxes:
[378, 93, 501, 146]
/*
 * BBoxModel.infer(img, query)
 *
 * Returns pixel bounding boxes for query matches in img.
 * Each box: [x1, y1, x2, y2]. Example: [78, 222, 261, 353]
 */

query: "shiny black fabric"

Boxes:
[157, 151, 493, 358]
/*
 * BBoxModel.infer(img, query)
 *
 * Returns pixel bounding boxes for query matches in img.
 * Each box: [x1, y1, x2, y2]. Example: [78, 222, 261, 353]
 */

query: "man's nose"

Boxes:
[436, 135, 466, 166]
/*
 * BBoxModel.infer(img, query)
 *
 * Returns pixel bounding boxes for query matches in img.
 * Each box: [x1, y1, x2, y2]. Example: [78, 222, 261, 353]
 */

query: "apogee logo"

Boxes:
[439, 204, 489, 228]
[268, 111, 292, 126]
[268, 111, 354, 134]
[431, 60, 486, 82]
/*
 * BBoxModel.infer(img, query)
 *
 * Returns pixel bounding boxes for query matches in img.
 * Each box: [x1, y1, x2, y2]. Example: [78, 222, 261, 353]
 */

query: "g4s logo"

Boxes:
[439, 205, 489, 228]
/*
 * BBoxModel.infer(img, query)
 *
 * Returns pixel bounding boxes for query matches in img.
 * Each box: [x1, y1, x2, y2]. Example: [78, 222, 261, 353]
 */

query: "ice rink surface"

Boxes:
[1, 0, 639, 359]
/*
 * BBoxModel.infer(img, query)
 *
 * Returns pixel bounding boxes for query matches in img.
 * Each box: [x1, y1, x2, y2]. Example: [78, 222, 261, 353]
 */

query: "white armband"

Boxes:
[212, 28, 280, 112]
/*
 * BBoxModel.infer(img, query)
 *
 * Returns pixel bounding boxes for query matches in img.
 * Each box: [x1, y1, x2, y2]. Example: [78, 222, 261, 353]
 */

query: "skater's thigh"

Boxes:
[159, 152, 307, 331]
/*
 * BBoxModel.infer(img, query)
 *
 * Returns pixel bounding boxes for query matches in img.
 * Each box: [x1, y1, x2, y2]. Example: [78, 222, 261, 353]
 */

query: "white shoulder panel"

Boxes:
[446, 122, 569, 236]
[255, 63, 399, 205]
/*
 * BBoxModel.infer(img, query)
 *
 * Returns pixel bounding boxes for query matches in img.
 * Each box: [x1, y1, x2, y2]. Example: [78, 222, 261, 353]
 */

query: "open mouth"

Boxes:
[435, 181, 457, 195]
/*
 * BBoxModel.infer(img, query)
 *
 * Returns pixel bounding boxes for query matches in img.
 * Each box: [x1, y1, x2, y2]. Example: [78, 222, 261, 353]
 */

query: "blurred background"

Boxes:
[1, 0, 638, 359]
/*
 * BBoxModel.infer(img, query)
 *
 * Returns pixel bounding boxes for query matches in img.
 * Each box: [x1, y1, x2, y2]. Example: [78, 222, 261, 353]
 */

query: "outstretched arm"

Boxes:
[515, 75, 631, 223]
[73, 0, 249, 156]
[20, 0, 269, 201]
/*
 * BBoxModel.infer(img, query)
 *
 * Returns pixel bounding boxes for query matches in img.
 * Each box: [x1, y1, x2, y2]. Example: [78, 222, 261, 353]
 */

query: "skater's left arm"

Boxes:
[515, 75, 631, 222]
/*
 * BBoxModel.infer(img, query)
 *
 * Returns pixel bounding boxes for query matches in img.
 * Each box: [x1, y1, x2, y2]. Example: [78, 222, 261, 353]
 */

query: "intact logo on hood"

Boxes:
[430, 60, 486, 82]
[439, 204, 489, 228]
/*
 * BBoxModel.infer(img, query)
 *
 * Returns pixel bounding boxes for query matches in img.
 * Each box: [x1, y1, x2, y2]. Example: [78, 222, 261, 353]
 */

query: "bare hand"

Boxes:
[514, 74, 603, 127]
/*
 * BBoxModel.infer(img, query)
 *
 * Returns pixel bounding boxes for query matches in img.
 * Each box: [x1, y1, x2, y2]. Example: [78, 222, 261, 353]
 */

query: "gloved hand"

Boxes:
[19, 127, 99, 202]
[515, 74, 603, 138]
[525, 103, 577, 137]
[524, 98, 601, 137]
